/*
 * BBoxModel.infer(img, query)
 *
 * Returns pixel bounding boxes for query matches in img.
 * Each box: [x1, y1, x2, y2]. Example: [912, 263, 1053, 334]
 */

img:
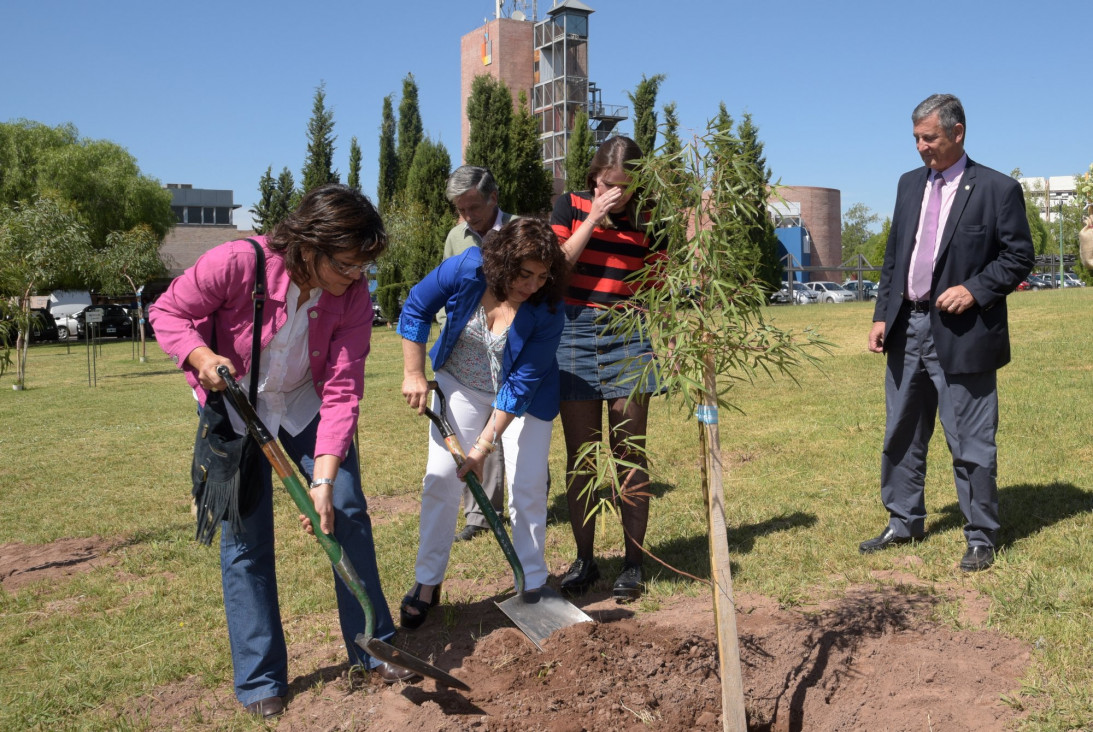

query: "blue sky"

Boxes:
[3, 0, 1090, 232]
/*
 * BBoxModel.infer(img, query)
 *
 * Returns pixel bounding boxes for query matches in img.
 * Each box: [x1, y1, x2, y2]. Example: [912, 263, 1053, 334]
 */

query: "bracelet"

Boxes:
[310, 478, 336, 489]
[473, 438, 495, 454]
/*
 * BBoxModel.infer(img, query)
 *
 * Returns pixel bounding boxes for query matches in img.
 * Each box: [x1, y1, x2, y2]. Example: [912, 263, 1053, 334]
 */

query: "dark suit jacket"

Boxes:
[873, 158, 1034, 374]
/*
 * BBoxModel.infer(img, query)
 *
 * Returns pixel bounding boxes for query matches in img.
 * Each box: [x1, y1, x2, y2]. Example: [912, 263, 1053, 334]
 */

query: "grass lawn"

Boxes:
[1, 289, 1091, 730]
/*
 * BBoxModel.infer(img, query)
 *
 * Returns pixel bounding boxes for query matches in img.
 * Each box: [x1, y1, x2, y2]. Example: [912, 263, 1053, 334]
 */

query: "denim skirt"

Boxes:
[557, 303, 660, 401]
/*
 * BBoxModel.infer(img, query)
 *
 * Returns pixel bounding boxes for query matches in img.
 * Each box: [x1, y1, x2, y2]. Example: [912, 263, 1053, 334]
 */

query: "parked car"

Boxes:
[49, 303, 88, 339]
[770, 282, 819, 305]
[2, 308, 60, 344]
[805, 281, 856, 303]
[1020, 274, 1051, 290]
[75, 305, 134, 339]
[842, 279, 879, 301]
[1048, 272, 1085, 288]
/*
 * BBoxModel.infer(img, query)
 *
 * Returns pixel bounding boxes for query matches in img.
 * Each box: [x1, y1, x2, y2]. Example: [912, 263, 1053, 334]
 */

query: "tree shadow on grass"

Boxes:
[930, 481, 1091, 548]
[644, 510, 818, 585]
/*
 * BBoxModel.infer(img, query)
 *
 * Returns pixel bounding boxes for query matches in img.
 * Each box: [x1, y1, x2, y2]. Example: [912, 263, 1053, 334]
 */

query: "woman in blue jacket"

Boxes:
[397, 217, 567, 629]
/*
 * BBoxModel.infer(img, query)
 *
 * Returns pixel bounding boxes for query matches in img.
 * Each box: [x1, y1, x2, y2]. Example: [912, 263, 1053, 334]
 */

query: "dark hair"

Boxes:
[584, 135, 647, 228]
[267, 184, 387, 283]
[912, 94, 965, 138]
[480, 218, 567, 309]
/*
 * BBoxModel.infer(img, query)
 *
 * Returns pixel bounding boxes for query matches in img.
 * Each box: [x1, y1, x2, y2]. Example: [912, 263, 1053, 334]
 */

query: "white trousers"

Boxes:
[416, 369, 553, 591]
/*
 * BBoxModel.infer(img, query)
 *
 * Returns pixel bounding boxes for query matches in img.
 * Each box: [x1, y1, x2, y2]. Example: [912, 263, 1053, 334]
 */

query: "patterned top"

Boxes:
[550, 191, 665, 307]
[441, 304, 509, 393]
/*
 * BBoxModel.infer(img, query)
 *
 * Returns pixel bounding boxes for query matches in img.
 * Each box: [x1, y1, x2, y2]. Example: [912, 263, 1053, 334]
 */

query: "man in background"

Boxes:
[861, 93, 1034, 572]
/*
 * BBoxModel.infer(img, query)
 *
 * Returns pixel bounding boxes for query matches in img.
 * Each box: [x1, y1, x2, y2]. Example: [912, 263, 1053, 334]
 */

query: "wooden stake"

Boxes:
[699, 352, 747, 731]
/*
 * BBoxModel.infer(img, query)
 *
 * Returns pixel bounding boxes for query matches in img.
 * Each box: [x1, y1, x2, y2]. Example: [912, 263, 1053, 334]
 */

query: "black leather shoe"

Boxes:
[454, 524, 487, 542]
[959, 545, 995, 572]
[244, 696, 284, 718]
[612, 563, 643, 603]
[374, 661, 422, 685]
[859, 526, 924, 554]
[559, 557, 600, 595]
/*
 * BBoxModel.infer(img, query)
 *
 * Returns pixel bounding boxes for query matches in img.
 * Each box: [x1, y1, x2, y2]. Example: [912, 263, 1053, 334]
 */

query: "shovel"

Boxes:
[423, 380, 593, 651]
[217, 366, 469, 691]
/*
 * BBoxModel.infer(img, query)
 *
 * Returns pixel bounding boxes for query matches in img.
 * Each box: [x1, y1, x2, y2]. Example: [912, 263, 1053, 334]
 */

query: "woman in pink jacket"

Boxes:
[150, 185, 411, 719]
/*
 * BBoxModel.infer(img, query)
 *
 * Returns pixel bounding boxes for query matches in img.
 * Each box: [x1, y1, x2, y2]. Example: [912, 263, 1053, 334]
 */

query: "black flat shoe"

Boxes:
[399, 582, 440, 630]
[559, 558, 599, 595]
[858, 526, 924, 554]
[612, 562, 644, 603]
[454, 524, 487, 542]
[959, 545, 995, 572]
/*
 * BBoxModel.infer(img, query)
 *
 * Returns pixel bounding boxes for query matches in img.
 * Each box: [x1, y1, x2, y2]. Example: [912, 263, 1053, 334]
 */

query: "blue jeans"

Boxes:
[218, 413, 395, 706]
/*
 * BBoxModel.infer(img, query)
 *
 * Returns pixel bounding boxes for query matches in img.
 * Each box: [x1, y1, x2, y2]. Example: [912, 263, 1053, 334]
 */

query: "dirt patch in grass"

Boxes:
[116, 583, 1030, 731]
[5, 535, 1030, 729]
[0, 535, 120, 592]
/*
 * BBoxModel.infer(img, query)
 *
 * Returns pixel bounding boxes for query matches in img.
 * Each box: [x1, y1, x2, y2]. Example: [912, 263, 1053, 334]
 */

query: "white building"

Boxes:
[1019, 175, 1078, 222]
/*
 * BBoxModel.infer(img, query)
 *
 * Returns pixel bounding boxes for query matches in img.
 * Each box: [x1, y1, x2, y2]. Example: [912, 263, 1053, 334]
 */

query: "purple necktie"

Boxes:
[910, 172, 945, 301]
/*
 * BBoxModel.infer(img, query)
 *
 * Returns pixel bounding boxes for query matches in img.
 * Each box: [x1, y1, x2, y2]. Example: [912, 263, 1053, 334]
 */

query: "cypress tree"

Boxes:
[377, 95, 398, 213]
[626, 73, 666, 156]
[301, 82, 339, 192]
[508, 90, 553, 213]
[250, 166, 276, 234]
[465, 75, 514, 186]
[396, 74, 423, 194]
[564, 109, 595, 191]
[347, 136, 362, 192]
[736, 112, 781, 288]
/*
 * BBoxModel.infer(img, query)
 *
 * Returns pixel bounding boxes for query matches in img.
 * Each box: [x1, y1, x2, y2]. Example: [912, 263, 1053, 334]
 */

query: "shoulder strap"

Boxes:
[244, 238, 266, 406]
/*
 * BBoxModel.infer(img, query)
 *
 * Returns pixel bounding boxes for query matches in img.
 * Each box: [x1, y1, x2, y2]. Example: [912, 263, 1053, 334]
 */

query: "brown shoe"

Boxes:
[244, 696, 284, 718]
[374, 661, 422, 684]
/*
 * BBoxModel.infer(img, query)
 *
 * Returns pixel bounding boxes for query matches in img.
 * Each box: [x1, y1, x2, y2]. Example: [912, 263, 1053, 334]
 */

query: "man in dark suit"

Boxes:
[861, 94, 1034, 571]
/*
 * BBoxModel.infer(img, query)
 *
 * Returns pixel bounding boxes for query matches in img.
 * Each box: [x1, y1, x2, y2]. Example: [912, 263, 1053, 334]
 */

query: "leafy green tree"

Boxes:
[396, 74, 423, 194]
[735, 112, 781, 288]
[464, 75, 514, 182]
[565, 109, 595, 190]
[660, 102, 682, 157]
[347, 136, 362, 192]
[405, 136, 455, 269]
[574, 124, 827, 721]
[625, 73, 666, 156]
[377, 95, 399, 214]
[0, 120, 173, 289]
[250, 167, 277, 234]
[841, 203, 880, 262]
[507, 91, 553, 214]
[301, 82, 340, 192]
[0, 196, 92, 388]
[0, 120, 79, 205]
[376, 137, 454, 319]
[93, 225, 166, 361]
[708, 103, 739, 170]
[865, 218, 892, 267]
[1025, 197, 1051, 256]
[253, 166, 297, 234]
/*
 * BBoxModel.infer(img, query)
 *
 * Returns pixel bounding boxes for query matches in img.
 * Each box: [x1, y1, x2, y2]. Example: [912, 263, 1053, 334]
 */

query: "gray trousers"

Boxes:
[881, 309, 1000, 548]
[462, 441, 505, 528]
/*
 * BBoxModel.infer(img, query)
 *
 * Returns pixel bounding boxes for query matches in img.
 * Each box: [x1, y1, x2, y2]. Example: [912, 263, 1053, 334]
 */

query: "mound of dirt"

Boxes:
[124, 587, 1030, 731]
[6, 538, 1031, 730]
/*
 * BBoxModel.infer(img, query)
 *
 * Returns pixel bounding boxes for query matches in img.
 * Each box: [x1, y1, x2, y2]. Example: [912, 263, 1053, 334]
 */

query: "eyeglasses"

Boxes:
[328, 257, 370, 277]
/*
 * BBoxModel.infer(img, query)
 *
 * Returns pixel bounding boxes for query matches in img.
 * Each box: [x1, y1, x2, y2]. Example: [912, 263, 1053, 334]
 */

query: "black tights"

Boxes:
[560, 396, 650, 566]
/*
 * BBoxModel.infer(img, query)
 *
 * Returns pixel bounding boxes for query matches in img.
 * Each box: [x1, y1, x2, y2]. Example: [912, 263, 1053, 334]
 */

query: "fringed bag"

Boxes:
[191, 238, 267, 545]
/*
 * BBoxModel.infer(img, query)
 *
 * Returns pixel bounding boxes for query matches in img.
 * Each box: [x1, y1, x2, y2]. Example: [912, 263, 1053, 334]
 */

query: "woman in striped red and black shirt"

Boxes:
[549, 136, 663, 603]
